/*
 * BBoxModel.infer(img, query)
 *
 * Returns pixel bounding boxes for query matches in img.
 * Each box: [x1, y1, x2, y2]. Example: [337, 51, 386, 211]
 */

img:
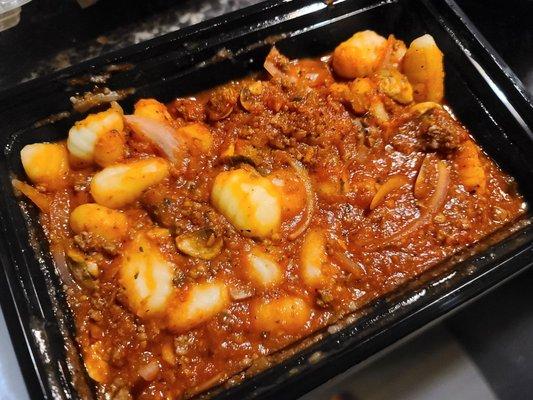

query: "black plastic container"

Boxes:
[1, 0, 533, 399]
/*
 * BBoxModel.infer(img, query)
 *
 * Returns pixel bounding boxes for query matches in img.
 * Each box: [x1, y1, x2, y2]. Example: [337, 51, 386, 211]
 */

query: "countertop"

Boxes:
[0, 0, 532, 399]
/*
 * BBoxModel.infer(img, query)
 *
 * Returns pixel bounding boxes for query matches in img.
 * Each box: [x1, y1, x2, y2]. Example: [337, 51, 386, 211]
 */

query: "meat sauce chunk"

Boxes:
[417, 107, 468, 152]
[392, 105, 468, 154]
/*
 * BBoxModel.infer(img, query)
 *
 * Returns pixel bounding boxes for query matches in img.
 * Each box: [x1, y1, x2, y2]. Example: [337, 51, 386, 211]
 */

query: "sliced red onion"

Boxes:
[124, 115, 183, 164]
[362, 160, 450, 251]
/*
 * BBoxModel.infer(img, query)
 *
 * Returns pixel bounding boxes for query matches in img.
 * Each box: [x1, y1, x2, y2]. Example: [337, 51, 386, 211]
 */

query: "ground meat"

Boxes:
[141, 185, 227, 237]
[393, 107, 468, 153]
[206, 85, 239, 121]
[239, 81, 287, 114]
[316, 288, 334, 308]
[168, 98, 206, 122]
[73, 231, 119, 255]
[418, 108, 468, 152]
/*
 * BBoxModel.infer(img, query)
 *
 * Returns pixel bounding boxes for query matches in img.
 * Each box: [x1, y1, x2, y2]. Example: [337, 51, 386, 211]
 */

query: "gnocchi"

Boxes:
[93, 129, 126, 167]
[269, 168, 307, 220]
[243, 246, 283, 289]
[167, 282, 230, 332]
[20, 142, 69, 190]
[134, 98, 173, 123]
[67, 108, 124, 164]
[90, 157, 169, 208]
[211, 168, 282, 239]
[177, 123, 213, 154]
[118, 233, 175, 318]
[456, 140, 486, 193]
[251, 296, 311, 334]
[70, 203, 129, 243]
[300, 228, 329, 288]
[402, 34, 445, 103]
[332, 30, 387, 79]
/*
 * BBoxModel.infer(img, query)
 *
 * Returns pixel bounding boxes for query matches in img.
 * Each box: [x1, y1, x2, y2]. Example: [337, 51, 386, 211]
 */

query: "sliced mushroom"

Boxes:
[66, 248, 99, 290]
[240, 81, 265, 113]
[219, 154, 257, 168]
[206, 86, 238, 121]
[175, 229, 223, 260]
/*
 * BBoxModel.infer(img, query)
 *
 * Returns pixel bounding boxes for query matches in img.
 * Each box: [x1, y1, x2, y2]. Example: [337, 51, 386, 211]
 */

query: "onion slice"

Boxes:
[361, 160, 450, 251]
[281, 155, 315, 241]
[124, 115, 183, 164]
[12, 179, 51, 212]
[263, 47, 304, 88]
[328, 237, 366, 279]
[263, 47, 289, 80]
[48, 190, 77, 287]
[264, 58, 284, 79]
[376, 35, 395, 70]
[51, 245, 76, 288]
[369, 175, 408, 210]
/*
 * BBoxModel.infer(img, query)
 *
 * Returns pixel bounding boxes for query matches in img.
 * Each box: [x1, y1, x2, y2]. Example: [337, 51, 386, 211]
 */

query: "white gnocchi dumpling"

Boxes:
[251, 296, 311, 334]
[83, 342, 110, 384]
[118, 233, 175, 318]
[402, 34, 444, 103]
[20, 142, 69, 190]
[90, 157, 169, 208]
[167, 282, 230, 332]
[268, 168, 307, 220]
[211, 168, 281, 238]
[119, 233, 230, 331]
[300, 228, 329, 288]
[70, 203, 129, 243]
[133, 98, 173, 123]
[67, 108, 124, 164]
[177, 123, 213, 154]
[243, 247, 283, 289]
[332, 30, 387, 79]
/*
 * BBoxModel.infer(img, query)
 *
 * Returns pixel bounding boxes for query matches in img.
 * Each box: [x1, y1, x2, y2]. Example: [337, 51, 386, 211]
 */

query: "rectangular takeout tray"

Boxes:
[1, 0, 533, 398]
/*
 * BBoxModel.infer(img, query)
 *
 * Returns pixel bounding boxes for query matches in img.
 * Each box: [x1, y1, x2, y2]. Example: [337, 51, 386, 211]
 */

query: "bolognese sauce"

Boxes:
[15, 31, 525, 399]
